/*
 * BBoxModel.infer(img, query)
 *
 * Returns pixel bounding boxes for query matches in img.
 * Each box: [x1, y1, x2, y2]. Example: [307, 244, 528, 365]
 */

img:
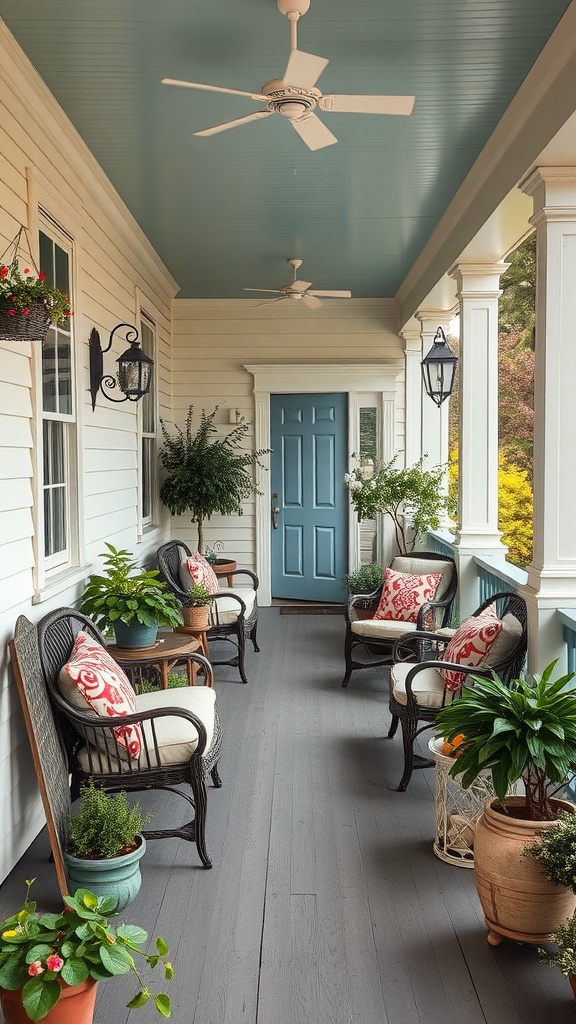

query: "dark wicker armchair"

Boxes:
[342, 551, 458, 687]
[157, 541, 260, 685]
[35, 607, 222, 868]
[388, 591, 528, 791]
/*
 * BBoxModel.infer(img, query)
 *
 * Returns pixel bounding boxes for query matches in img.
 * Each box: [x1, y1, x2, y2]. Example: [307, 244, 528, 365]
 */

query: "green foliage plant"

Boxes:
[79, 543, 183, 632]
[539, 912, 576, 978]
[67, 783, 151, 860]
[188, 582, 213, 607]
[344, 454, 450, 554]
[435, 662, 576, 821]
[524, 811, 576, 891]
[159, 406, 269, 551]
[341, 562, 383, 595]
[0, 261, 72, 326]
[0, 881, 173, 1021]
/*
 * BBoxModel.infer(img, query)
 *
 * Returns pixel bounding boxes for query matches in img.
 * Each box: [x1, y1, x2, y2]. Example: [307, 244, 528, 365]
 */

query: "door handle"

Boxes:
[271, 506, 280, 529]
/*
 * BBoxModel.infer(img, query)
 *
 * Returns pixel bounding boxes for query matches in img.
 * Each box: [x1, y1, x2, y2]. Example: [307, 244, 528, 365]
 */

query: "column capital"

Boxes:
[415, 308, 454, 329]
[520, 166, 576, 200]
[449, 262, 509, 298]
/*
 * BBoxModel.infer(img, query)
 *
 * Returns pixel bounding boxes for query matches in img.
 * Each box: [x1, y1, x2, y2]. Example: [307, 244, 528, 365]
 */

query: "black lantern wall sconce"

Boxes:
[421, 326, 458, 406]
[89, 323, 153, 410]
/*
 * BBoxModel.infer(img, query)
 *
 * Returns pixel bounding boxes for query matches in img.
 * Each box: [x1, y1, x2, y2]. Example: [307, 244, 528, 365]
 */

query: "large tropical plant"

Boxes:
[344, 454, 452, 554]
[159, 406, 269, 551]
[79, 544, 183, 631]
[435, 662, 576, 821]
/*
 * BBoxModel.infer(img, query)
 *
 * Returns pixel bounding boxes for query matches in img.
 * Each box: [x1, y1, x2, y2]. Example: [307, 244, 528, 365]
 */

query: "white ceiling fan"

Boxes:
[244, 258, 352, 309]
[162, 0, 415, 151]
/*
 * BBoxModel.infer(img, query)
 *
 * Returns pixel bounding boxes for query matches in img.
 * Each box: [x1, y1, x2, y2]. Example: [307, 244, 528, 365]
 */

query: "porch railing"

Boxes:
[426, 528, 456, 560]
[474, 554, 528, 604]
[558, 609, 576, 675]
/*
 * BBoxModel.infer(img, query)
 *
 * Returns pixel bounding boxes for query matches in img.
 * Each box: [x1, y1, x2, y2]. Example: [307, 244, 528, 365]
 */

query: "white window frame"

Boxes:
[32, 211, 85, 599]
[138, 310, 158, 533]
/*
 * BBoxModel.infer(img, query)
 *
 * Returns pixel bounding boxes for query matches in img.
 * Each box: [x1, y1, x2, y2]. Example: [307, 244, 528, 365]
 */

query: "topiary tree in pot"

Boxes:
[435, 662, 576, 946]
[159, 406, 269, 553]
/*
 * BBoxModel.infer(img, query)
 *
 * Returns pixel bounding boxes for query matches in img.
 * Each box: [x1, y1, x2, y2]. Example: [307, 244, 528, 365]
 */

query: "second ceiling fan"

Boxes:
[245, 258, 352, 310]
[162, 0, 415, 151]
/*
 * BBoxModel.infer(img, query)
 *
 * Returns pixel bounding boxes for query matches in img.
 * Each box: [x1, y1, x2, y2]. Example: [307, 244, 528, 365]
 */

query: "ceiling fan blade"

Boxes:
[291, 113, 337, 151]
[308, 289, 352, 298]
[302, 294, 322, 310]
[290, 280, 312, 293]
[195, 111, 272, 137]
[162, 78, 268, 102]
[319, 94, 415, 116]
[244, 288, 283, 294]
[283, 49, 329, 90]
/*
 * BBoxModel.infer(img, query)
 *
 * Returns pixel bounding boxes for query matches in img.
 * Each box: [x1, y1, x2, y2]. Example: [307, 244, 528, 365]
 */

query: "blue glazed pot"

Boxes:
[64, 835, 146, 911]
[113, 618, 158, 649]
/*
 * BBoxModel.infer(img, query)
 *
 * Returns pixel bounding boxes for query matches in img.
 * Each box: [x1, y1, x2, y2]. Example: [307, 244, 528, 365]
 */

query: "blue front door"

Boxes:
[271, 393, 348, 602]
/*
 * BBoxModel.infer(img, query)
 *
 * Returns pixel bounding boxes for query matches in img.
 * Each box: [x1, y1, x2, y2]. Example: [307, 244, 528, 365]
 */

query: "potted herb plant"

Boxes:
[0, 881, 173, 1023]
[435, 662, 576, 946]
[159, 405, 269, 552]
[0, 233, 73, 344]
[64, 783, 150, 911]
[182, 582, 213, 631]
[79, 543, 183, 649]
[344, 454, 452, 554]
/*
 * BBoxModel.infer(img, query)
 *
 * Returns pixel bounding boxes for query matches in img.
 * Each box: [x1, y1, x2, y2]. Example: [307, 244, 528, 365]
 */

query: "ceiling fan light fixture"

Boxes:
[279, 100, 309, 119]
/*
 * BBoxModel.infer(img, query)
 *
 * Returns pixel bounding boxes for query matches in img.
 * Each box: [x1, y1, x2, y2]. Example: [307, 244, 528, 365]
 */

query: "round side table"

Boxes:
[107, 633, 202, 691]
[212, 559, 237, 587]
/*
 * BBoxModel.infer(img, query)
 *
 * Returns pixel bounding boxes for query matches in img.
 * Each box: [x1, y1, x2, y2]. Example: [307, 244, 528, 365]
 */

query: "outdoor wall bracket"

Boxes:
[89, 324, 153, 410]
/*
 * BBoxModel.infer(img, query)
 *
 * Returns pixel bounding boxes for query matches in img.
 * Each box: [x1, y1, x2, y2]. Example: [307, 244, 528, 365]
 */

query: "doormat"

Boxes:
[279, 606, 345, 615]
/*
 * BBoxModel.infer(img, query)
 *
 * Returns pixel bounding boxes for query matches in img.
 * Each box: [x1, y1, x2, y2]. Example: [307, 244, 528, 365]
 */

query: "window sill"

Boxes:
[32, 563, 92, 605]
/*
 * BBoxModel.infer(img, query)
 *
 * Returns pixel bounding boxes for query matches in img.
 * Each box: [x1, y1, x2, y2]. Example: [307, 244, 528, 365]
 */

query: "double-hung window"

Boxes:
[39, 225, 76, 573]
[139, 313, 157, 528]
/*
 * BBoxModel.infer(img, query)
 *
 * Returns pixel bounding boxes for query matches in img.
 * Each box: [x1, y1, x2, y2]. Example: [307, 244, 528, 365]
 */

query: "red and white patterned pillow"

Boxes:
[179, 551, 219, 595]
[59, 631, 142, 758]
[441, 609, 504, 691]
[374, 568, 443, 623]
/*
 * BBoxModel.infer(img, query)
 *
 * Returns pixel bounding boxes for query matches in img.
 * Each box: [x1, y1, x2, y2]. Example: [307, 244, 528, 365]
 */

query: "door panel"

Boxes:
[271, 392, 347, 601]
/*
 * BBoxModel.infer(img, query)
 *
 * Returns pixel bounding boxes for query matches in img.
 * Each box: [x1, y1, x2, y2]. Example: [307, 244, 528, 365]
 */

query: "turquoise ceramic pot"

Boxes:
[113, 619, 158, 649]
[64, 836, 146, 911]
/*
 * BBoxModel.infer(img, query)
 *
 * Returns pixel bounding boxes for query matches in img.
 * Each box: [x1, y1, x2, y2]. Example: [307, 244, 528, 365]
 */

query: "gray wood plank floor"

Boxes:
[2, 608, 575, 1023]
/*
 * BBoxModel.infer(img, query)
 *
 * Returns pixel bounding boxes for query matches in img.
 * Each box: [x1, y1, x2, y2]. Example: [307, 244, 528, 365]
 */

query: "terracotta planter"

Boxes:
[1, 978, 97, 1024]
[474, 796, 576, 945]
[183, 605, 210, 630]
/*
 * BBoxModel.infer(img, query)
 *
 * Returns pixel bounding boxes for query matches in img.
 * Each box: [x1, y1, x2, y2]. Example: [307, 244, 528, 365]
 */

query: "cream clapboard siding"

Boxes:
[0, 21, 178, 882]
[171, 299, 405, 567]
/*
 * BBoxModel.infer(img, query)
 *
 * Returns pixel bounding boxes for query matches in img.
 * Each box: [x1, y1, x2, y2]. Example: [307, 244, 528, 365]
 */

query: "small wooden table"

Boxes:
[175, 624, 210, 661]
[107, 633, 201, 691]
[212, 559, 237, 587]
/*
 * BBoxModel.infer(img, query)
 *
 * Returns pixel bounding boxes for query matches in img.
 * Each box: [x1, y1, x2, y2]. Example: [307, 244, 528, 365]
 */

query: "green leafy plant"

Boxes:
[435, 662, 576, 821]
[79, 543, 183, 631]
[0, 882, 173, 1021]
[524, 811, 576, 891]
[188, 582, 213, 607]
[159, 406, 269, 551]
[344, 455, 451, 554]
[0, 261, 72, 325]
[539, 912, 576, 978]
[341, 562, 383, 595]
[67, 783, 151, 861]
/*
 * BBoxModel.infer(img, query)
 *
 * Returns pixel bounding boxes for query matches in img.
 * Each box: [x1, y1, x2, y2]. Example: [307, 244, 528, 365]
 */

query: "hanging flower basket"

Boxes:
[0, 301, 51, 343]
[0, 227, 73, 343]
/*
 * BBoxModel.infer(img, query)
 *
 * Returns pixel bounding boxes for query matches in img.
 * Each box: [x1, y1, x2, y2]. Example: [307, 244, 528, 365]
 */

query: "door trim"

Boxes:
[245, 364, 402, 605]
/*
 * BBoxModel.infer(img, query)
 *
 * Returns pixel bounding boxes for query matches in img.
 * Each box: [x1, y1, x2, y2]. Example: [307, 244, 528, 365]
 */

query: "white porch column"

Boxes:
[400, 317, 423, 468]
[416, 311, 452, 474]
[519, 168, 576, 674]
[449, 264, 508, 617]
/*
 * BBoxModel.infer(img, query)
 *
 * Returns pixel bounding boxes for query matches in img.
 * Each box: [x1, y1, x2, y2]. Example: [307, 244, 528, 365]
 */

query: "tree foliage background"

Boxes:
[449, 233, 535, 567]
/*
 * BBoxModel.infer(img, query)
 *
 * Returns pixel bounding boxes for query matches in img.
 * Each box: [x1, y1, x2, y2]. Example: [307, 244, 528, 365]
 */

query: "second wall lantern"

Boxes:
[89, 323, 153, 410]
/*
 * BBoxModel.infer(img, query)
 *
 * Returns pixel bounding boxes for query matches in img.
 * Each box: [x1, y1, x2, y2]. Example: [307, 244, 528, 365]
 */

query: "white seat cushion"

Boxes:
[391, 662, 453, 709]
[211, 587, 256, 625]
[77, 686, 216, 771]
[351, 618, 417, 640]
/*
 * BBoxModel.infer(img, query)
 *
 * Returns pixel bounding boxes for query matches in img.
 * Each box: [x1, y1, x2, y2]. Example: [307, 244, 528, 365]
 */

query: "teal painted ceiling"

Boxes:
[1, 0, 572, 299]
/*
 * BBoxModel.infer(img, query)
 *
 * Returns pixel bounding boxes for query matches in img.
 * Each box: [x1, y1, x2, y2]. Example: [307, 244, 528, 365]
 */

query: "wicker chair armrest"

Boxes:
[224, 569, 259, 589]
[345, 588, 381, 622]
[392, 630, 451, 663]
[212, 591, 246, 616]
[403, 661, 492, 707]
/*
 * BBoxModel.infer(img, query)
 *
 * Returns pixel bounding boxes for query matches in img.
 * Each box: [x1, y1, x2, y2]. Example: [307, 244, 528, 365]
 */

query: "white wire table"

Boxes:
[428, 737, 496, 868]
